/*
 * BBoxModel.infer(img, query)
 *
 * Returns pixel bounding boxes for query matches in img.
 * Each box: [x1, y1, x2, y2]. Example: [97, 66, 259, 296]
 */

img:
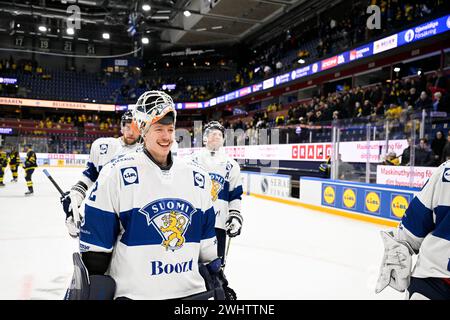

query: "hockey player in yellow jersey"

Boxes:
[23, 144, 37, 195]
[8, 146, 21, 182]
[0, 145, 7, 187]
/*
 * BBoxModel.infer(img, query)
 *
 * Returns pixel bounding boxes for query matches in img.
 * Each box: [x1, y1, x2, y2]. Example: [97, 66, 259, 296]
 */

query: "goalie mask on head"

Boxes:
[132, 91, 177, 137]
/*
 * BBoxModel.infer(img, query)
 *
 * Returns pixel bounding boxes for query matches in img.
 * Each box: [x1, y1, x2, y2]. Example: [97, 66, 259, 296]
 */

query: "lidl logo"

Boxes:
[121, 167, 139, 186]
[365, 191, 381, 214]
[323, 185, 335, 205]
[442, 168, 450, 182]
[343, 188, 356, 209]
[391, 195, 409, 218]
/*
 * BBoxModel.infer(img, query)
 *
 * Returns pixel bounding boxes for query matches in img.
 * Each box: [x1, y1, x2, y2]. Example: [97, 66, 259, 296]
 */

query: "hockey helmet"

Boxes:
[204, 121, 225, 137]
[121, 110, 134, 127]
[203, 121, 225, 150]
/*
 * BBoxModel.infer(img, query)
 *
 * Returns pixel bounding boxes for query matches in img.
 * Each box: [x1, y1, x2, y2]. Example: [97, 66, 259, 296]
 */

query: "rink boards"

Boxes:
[240, 171, 419, 226]
[298, 177, 420, 225]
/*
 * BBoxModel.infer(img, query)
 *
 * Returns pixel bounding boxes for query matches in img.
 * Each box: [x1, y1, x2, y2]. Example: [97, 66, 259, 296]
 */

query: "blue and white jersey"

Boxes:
[80, 151, 217, 300]
[190, 148, 243, 230]
[81, 137, 142, 188]
[396, 160, 450, 279]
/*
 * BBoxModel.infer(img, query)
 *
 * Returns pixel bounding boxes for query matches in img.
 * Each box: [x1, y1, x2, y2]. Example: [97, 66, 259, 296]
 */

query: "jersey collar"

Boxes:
[144, 148, 173, 170]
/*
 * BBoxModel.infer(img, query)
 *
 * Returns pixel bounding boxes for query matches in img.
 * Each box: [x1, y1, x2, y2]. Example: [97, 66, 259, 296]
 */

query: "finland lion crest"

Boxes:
[139, 198, 196, 251]
[209, 173, 225, 202]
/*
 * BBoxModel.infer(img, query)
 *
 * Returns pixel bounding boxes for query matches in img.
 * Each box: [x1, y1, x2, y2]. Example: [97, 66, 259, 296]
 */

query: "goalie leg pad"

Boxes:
[64, 253, 116, 300]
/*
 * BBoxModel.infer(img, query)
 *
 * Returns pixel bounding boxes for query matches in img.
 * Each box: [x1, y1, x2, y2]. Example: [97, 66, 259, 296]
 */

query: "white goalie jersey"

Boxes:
[80, 151, 218, 300]
[81, 137, 142, 188]
[190, 148, 243, 230]
[396, 160, 450, 279]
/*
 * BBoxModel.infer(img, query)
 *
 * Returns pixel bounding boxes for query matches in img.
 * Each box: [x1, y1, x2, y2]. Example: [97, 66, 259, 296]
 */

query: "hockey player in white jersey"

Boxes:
[60, 110, 141, 237]
[375, 160, 450, 299]
[78, 91, 230, 300]
[191, 121, 243, 264]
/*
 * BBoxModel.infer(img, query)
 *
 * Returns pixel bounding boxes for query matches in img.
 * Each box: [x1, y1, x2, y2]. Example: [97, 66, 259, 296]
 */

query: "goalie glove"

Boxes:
[225, 211, 243, 238]
[375, 230, 415, 294]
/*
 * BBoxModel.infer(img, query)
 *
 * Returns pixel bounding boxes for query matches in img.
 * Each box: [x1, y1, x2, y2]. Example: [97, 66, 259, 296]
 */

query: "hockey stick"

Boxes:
[43, 169, 64, 196]
[223, 237, 232, 271]
[43, 169, 81, 229]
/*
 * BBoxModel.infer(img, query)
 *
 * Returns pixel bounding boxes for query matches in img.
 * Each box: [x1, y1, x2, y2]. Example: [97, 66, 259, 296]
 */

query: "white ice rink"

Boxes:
[0, 167, 406, 300]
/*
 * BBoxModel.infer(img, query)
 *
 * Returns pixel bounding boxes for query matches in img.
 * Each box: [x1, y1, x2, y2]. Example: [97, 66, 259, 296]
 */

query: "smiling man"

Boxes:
[76, 91, 231, 300]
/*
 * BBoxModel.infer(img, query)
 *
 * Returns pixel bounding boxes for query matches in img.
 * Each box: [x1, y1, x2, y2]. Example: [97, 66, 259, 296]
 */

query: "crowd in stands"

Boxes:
[1, 2, 447, 103]
[222, 70, 449, 129]
[35, 113, 120, 131]
[229, 0, 448, 93]
[215, 69, 449, 166]
[393, 134, 450, 167]
[145, 0, 448, 101]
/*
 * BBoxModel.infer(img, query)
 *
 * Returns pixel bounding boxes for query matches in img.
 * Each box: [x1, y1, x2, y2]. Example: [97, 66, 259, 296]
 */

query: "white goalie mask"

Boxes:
[132, 91, 177, 137]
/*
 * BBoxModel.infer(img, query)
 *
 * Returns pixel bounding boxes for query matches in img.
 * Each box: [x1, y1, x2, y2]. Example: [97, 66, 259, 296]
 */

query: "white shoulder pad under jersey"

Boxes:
[80, 151, 218, 300]
[396, 160, 450, 278]
[191, 148, 243, 230]
[82, 137, 142, 183]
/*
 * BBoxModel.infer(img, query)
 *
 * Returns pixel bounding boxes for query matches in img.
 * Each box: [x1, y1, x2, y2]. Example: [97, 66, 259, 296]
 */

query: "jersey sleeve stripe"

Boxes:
[401, 197, 435, 238]
[432, 205, 450, 241]
[202, 206, 216, 241]
[80, 204, 119, 251]
[228, 185, 243, 202]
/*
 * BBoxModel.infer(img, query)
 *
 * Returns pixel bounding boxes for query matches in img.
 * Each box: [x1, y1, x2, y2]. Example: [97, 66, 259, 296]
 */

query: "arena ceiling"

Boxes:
[0, 0, 342, 52]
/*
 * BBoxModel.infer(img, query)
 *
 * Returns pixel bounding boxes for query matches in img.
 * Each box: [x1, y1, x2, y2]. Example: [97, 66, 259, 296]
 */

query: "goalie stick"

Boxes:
[43, 169, 64, 196]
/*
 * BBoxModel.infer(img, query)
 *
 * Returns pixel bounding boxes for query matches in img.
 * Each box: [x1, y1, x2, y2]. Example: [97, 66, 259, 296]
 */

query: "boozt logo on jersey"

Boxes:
[139, 199, 196, 251]
[209, 173, 225, 201]
[99, 144, 108, 155]
[121, 167, 139, 186]
[193, 171, 205, 189]
[150, 259, 193, 276]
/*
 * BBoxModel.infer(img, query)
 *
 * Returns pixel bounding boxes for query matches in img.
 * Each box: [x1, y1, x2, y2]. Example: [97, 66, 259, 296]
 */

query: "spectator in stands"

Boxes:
[415, 91, 432, 110]
[400, 138, 413, 166]
[415, 138, 434, 167]
[406, 87, 419, 106]
[383, 152, 400, 166]
[36, 66, 43, 76]
[431, 131, 446, 165]
[385, 103, 402, 120]
[441, 134, 450, 163]
[275, 114, 285, 126]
